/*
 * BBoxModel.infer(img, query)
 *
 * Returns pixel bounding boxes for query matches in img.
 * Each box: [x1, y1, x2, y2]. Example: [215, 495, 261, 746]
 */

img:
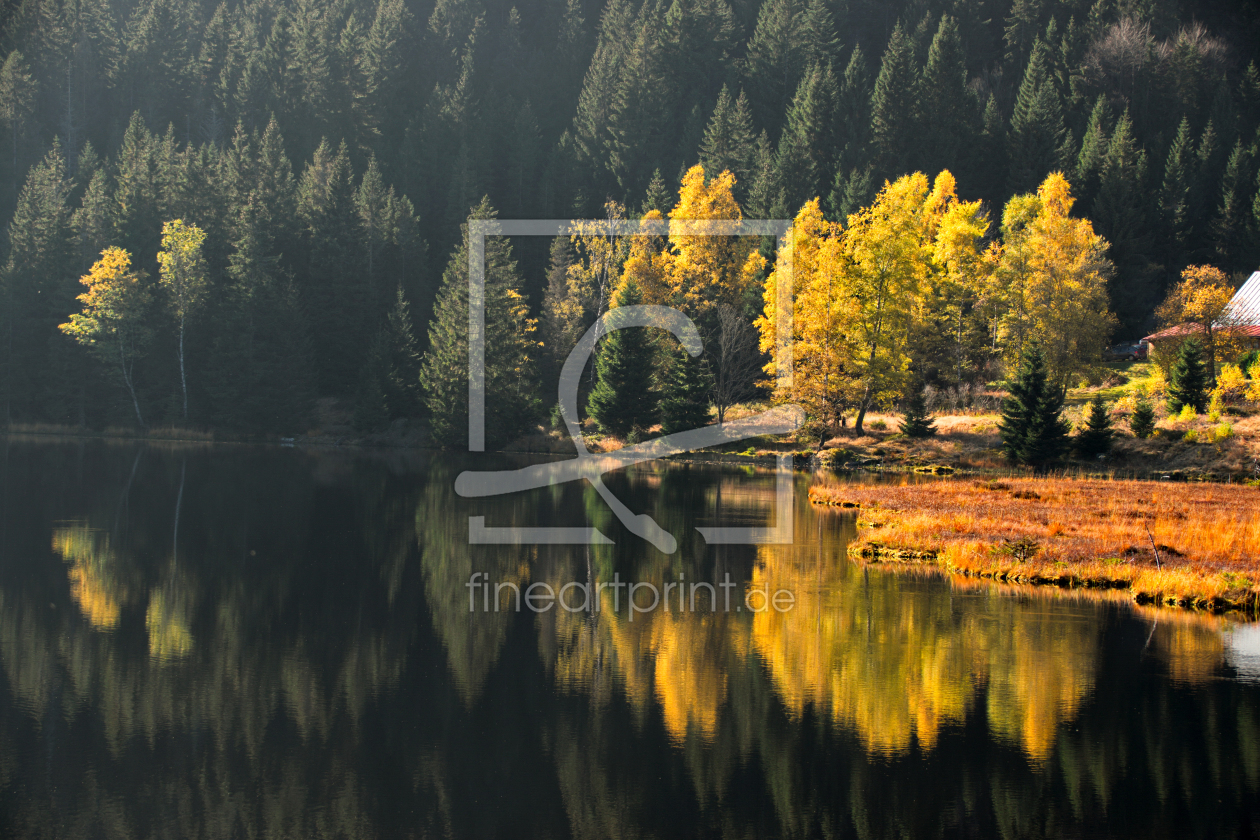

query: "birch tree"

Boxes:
[157, 219, 207, 419]
[60, 248, 152, 426]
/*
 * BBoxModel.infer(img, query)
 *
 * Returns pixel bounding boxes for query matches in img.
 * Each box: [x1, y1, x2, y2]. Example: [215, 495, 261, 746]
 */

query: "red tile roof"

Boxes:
[1142, 323, 1260, 342]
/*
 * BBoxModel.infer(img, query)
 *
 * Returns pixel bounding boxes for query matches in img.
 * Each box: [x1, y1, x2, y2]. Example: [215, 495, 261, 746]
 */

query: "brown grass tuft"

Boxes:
[809, 477, 1260, 612]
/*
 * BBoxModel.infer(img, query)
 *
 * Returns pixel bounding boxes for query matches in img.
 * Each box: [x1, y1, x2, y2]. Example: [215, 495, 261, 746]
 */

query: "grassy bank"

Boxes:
[810, 477, 1260, 612]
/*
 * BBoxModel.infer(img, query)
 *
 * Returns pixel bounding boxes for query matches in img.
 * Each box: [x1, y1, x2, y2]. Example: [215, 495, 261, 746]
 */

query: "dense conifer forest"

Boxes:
[1, 0, 1258, 435]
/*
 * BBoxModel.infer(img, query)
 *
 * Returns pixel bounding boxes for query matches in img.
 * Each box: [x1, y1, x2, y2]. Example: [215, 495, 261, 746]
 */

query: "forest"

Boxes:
[1, 0, 1259, 436]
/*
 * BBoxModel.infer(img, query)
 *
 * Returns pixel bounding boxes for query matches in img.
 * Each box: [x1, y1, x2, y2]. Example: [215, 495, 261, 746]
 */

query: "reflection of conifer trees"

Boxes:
[2, 446, 1260, 839]
[417, 458, 531, 704]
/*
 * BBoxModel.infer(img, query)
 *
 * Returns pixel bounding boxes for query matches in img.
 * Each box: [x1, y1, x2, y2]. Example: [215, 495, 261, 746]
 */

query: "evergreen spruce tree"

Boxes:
[354, 335, 393, 432]
[976, 94, 1007, 194]
[740, 0, 809, 132]
[208, 198, 315, 432]
[1166, 337, 1209, 414]
[1, 141, 77, 422]
[586, 279, 658, 436]
[918, 15, 974, 179]
[1130, 394, 1156, 439]
[640, 169, 672, 216]
[899, 385, 936, 438]
[699, 85, 756, 186]
[1007, 39, 1068, 195]
[775, 61, 839, 214]
[835, 45, 871, 170]
[869, 23, 919, 180]
[1073, 96, 1110, 208]
[800, 0, 841, 66]
[745, 129, 778, 218]
[827, 164, 875, 222]
[1159, 116, 1194, 256]
[1074, 395, 1114, 458]
[1092, 110, 1156, 337]
[420, 198, 540, 448]
[999, 344, 1071, 468]
[1210, 139, 1256, 273]
[299, 139, 365, 396]
[660, 343, 713, 435]
[356, 284, 423, 431]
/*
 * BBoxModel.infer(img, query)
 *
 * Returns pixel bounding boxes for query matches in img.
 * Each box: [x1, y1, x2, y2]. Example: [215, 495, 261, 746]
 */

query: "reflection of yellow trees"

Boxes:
[750, 546, 1101, 762]
[54, 525, 127, 629]
[981, 615, 1095, 764]
[1150, 615, 1227, 684]
[751, 550, 972, 756]
[146, 583, 195, 661]
[548, 581, 733, 745]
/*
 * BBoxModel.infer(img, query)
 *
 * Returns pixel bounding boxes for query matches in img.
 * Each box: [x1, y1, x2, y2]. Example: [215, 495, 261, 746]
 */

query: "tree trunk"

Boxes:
[178, 315, 188, 420]
[121, 343, 144, 428]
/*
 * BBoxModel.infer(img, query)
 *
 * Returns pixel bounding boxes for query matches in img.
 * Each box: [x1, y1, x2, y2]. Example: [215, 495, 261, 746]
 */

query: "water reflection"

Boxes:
[0, 440, 1256, 838]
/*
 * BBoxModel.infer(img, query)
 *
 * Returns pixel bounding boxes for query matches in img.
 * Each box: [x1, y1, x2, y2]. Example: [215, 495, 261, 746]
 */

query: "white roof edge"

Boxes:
[1227, 270, 1260, 325]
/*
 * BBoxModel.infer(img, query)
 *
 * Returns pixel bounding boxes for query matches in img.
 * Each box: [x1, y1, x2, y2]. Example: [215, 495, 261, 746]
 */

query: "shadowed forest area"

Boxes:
[1, 0, 1260, 436]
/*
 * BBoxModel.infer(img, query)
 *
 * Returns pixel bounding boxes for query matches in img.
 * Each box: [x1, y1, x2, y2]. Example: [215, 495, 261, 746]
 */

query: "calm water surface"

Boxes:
[0, 440, 1258, 839]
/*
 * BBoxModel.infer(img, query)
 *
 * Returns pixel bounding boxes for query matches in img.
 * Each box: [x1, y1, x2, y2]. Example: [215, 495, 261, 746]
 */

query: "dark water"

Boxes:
[0, 440, 1258, 839]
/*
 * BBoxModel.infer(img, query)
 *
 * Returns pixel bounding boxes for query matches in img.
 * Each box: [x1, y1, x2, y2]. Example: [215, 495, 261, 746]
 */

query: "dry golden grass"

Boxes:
[810, 477, 1260, 611]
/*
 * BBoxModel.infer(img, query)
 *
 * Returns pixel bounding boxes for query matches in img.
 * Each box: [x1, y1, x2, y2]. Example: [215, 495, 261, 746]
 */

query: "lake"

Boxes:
[0, 440, 1257, 838]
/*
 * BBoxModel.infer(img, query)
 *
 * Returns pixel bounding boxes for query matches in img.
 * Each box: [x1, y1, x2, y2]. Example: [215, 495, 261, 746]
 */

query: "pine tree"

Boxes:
[298, 139, 363, 395]
[1003, 0, 1044, 65]
[1, 141, 76, 422]
[660, 343, 713, 434]
[899, 385, 936, 437]
[380, 285, 423, 419]
[999, 343, 1070, 468]
[1092, 110, 1156, 337]
[869, 23, 919, 180]
[420, 198, 540, 448]
[586, 278, 658, 436]
[0, 50, 34, 199]
[918, 15, 974, 179]
[354, 335, 393, 432]
[640, 169, 672, 216]
[975, 93, 1007, 199]
[775, 61, 839, 214]
[1130, 394, 1156, 439]
[827, 164, 875, 221]
[1074, 395, 1114, 458]
[1007, 39, 1068, 195]
[1210, 140, 1256, 273]
[740, 0, 808, 132]
[745, 129, 777, 218]
[1073, 96, 1110, 208]
[1167, 337, 1209, 414]
[835, 44, 871, 169]
[208, 198, 315, 432]
[356, 285, 423, 431]
[1159, 116, 1194, 256]
[699, 85, 756, 186]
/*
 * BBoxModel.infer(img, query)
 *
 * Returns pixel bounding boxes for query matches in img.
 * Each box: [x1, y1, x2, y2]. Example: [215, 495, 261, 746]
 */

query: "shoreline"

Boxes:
[810, 479, 1260, 615]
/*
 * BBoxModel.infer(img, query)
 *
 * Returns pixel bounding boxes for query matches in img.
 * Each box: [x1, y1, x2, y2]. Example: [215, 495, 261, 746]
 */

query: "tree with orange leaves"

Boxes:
[59, 247, 152, 427]
[1155, 264, 1244, 384]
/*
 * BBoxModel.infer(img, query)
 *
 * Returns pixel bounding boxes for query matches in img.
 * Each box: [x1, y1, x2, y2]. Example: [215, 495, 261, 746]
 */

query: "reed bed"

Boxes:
[810, 477, 1260, 611]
